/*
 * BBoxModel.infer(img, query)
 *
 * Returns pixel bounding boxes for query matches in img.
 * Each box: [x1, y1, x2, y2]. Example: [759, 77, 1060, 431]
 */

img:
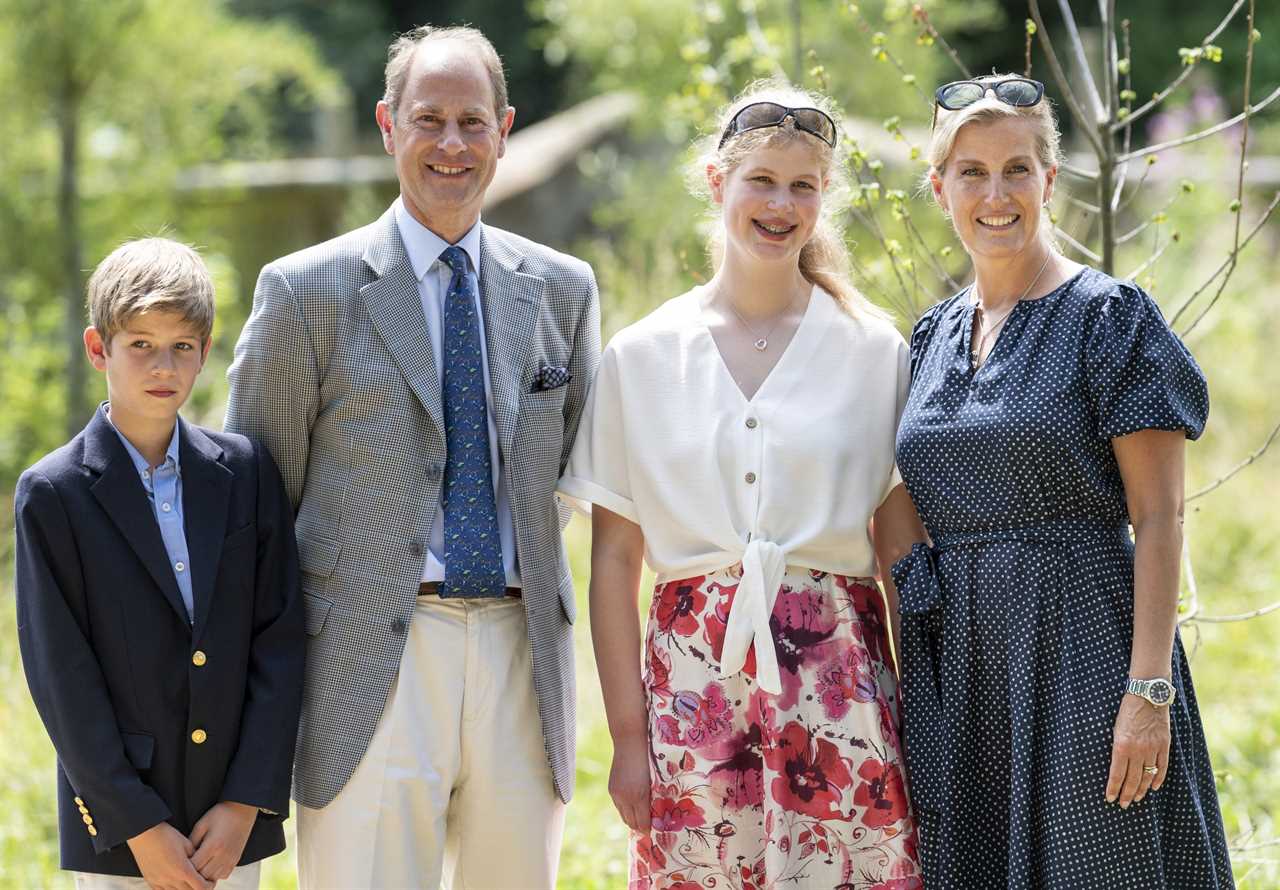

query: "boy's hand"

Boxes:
[190, 801, 258, 881]
[126, 822, 212, 890]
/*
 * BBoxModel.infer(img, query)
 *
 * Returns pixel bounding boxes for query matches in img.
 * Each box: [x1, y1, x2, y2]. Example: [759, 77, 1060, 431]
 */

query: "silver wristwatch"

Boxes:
[1126, 677, 1176, 707]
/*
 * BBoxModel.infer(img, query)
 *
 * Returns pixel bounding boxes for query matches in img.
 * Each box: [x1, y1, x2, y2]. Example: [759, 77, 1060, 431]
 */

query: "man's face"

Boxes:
[376, 42, 514, 241]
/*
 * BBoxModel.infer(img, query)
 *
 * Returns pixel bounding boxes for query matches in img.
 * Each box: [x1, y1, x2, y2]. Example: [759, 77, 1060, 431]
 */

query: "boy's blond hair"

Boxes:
[87, 237, 215, 347]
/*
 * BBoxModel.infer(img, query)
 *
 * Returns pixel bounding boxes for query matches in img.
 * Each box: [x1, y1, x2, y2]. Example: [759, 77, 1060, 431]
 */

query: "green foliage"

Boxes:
[0, 0, 340, 494]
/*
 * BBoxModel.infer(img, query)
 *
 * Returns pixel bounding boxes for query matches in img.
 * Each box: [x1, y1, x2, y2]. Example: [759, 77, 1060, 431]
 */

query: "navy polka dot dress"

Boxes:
[892, 267, 1235, 888]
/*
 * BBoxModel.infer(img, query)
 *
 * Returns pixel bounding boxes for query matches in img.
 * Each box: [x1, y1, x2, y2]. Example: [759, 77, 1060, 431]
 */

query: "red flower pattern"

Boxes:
[853, 758, 911, 829]
[632, 570, 920, 890]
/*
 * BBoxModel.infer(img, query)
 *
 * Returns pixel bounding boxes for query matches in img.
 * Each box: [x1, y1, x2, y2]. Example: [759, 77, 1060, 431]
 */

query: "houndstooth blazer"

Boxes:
[224, 205, 601, 808]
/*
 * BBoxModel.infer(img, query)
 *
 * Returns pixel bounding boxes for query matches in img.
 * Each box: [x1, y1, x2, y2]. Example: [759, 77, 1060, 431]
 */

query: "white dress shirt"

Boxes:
[559, 287, 908, 693]
[394, 198, 520, 587]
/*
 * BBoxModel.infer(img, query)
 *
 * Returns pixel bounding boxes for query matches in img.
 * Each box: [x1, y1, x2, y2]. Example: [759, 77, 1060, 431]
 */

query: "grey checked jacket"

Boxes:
[225, 205, 601, 808]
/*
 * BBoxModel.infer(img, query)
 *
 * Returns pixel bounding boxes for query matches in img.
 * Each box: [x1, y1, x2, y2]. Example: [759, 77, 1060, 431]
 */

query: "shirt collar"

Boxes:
[393, 197, 482, 282]
[105, 405, 181, 478]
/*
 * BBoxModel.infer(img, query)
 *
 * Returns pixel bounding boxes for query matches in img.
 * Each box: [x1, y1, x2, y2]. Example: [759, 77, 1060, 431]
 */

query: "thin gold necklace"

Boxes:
[970, 252, 1053, 370]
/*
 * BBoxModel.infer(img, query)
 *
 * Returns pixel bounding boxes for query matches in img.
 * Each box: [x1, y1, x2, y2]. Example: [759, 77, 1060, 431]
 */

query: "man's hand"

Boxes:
[189, 801, 258, 882]
[126, 822, 211, 890]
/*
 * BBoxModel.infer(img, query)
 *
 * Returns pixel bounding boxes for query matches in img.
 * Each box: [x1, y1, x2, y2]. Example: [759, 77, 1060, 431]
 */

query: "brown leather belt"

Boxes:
[417, 582, 522, 598]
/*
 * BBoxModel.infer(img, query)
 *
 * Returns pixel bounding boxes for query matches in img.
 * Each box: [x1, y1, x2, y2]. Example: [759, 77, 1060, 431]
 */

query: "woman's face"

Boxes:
[710, 138, 826, 268]
[931, 117, 1056, 263]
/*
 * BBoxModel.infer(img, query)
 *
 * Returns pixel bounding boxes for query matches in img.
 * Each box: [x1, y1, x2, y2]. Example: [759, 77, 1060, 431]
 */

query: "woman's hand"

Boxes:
[1105, 693, 1171, 808]
[609, 732, 653, 833]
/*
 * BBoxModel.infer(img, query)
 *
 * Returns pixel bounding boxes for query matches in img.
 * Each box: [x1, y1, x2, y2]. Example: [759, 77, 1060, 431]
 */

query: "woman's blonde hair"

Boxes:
[926, 74, 1063, 178]
[689, 78, 886, 319]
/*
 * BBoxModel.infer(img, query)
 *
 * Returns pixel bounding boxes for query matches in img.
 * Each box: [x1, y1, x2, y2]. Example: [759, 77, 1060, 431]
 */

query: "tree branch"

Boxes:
[1057, 0, 1107, 122]
[1113, 0, 1250, 132]
[1190, 601, 1280, 623]
[1053, 226, 1102, 262]
[1126, 235, 1172, 280]
[1169, 190, 1280, 327]
[1188, 417, 1280, 501]
[1029, 0, 1105, 156]
[1118, 84, 1280, 163]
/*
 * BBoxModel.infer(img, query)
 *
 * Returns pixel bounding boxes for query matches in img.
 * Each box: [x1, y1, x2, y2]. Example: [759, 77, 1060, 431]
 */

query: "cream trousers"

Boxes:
[297, 594, 565, 889]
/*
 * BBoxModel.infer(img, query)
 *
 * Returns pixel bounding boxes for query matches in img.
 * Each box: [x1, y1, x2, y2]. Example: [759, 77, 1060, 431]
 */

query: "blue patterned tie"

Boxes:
[438, 246, 506, 598]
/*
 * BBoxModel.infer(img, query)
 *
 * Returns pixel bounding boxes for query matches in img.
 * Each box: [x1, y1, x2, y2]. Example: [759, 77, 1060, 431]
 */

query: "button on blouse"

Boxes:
[560, 287, 909, 693]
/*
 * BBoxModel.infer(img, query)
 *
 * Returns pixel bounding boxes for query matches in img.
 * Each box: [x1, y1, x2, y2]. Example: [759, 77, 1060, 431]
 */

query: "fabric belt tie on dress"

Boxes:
[720, 538, 788, 695]
[890, 521, 1131, 813]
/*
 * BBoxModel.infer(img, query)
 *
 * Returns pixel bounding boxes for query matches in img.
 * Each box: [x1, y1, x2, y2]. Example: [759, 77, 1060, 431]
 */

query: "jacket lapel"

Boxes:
[361, 208, 446, 443]
[479, 226, 545, 458]
[83, 408, 191, 630]
[181, 420, 232, 639]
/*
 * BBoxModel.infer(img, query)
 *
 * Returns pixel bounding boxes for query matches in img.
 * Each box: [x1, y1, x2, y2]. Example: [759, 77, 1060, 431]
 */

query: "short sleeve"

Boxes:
[907, 300, 945, 382]
[557, 343, 640, 523]
[1084, 282, 1209, 441]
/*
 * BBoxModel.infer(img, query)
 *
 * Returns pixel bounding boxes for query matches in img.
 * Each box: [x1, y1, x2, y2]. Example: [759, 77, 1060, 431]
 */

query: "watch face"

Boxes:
[1148, 680, 1173, 704]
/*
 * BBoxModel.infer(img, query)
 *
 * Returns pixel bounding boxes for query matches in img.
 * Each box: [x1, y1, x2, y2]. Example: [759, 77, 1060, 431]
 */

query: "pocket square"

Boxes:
[531, 363, 572, 393]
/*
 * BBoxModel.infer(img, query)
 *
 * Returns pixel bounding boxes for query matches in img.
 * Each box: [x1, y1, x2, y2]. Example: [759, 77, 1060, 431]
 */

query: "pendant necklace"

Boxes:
[725, 287, 805, 352]
[970, 252, 1053, 370]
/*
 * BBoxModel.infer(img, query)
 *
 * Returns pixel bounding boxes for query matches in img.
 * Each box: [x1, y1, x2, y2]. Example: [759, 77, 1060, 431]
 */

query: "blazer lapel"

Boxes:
[361, 209, 446, 442]
[479, 226, 545, 458]
[83, 409, 191, 630]
[181, 420, 232, 639]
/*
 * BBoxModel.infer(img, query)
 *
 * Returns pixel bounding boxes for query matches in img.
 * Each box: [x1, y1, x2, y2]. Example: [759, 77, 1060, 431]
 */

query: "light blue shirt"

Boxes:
[107, 412, 194, 622]
[393, 198, 521, 587]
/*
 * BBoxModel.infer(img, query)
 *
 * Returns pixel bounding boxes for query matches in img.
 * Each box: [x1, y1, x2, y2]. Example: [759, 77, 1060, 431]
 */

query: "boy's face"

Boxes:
[84, 309, 211, 427]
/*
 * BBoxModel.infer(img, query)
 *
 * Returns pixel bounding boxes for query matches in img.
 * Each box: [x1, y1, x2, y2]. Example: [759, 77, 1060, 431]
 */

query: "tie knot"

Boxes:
[439, 245, 468, 276]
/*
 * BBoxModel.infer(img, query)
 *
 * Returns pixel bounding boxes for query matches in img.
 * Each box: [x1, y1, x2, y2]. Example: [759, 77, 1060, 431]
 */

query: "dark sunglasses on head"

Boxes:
[935, 77, 1044, 111]
[931, 77, 1044, 129]
[718, 101, 838, 150]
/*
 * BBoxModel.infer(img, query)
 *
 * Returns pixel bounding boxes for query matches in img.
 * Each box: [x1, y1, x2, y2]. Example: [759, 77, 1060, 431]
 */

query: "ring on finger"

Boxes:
[1143, 765, 1159, 775]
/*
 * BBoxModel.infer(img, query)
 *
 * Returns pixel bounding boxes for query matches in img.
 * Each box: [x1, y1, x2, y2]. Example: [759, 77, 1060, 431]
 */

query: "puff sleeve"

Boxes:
[1084, 282, 1209, 441]
[557, 343, 640, 523]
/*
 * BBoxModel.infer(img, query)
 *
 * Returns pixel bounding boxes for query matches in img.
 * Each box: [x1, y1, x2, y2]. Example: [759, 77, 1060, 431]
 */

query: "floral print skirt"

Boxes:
[631, 565, 922, 890]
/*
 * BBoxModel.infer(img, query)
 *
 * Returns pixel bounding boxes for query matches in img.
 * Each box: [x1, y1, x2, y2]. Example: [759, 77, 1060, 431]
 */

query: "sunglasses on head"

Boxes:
[932, 77, 1045, 128]
[718, 102, 838, 150]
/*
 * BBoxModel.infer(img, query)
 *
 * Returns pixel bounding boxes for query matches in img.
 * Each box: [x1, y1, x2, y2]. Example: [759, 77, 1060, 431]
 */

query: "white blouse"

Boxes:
[559, 286, 909, 693]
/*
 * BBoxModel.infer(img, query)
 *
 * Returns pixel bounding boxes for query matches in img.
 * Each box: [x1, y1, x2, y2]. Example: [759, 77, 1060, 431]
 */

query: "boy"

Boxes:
[14, 238, 304, 890]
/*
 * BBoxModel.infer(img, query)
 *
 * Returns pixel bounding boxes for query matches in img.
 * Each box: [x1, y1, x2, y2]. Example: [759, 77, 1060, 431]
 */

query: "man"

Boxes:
[225, 25, 600, 889]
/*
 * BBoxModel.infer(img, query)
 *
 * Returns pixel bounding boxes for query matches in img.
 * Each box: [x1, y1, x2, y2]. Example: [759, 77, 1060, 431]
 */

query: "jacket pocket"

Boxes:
[120, 732, 155, 771]
[303, 591, 334, 637]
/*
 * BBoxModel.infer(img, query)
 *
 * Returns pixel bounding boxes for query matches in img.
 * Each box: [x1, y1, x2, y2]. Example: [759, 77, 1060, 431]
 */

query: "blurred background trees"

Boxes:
[0, 1, 1276, 885]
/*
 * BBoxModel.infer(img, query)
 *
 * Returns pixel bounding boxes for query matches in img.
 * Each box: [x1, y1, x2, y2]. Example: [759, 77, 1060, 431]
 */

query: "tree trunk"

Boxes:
[59, 72, 85, 438]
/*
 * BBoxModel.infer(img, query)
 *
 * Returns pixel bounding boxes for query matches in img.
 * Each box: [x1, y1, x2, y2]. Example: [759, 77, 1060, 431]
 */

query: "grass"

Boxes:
[2, 507, 1276, 887]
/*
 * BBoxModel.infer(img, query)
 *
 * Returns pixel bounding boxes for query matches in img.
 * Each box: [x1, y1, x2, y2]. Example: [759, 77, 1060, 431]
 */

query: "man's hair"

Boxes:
[86, 237, 215, 347]
[383, 25, 508, 119]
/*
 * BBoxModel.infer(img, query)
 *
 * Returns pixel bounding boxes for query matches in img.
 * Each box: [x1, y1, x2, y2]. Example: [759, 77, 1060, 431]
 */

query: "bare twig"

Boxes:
[1180, 4, 1262, 336]
[1118, 84, 1280, 163]
[1126, 234, 1172, 280]
[1114, 0, 1250, 132]
[1053, 226, 1102, 263]
[1029, 0, 1105, 156]
[1062, 161, 1100, 181]
[1191, 601, 1280, 623]
[1189, 417, 1280, 501]
[1056, 0, 1107, 123]
[1169, 189, 1280, 326]
[1065, 194, 1101, 215]
[1117, 193, 1179, 244]
[912, 5, 972, 79]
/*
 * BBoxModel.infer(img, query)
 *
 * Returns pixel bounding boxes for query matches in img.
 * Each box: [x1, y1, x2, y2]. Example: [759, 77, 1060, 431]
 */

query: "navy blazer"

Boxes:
[14, 405, 304, 876]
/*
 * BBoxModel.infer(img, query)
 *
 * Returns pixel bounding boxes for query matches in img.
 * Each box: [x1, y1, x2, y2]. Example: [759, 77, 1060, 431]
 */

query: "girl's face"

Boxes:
[710, 138, 826, 268]
[931, 116, 1056, 263]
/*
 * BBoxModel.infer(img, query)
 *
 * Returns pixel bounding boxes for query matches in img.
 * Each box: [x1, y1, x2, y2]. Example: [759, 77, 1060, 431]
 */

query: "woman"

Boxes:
[892, 74, 1235, 887]
[560, 81, 925, 889]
